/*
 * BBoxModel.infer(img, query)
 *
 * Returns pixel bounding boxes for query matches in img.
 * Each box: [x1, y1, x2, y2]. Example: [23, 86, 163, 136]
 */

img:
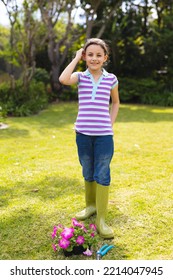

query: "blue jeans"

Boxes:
[76, 133, 114, 186]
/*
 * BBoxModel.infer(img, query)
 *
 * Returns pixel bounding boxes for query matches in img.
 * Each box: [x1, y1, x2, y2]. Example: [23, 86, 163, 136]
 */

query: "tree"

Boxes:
[37, 0, 81, 92]
[152, 0, 173, 27]
[20, 0, 39, 89]
[1, 0, 19, 84]
[1, 0, 173, 106]
[1, 0, 40, 90]
[80, 0, 123, 39]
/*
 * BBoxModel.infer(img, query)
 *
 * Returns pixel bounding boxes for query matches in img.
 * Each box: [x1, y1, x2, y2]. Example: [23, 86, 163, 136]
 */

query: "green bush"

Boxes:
[33, 68, 50, 84]
[33, 68, 59, 102]
[59, 84, 78, 101]
[0, 79, 49, 117]
[119, 77, 173, 106]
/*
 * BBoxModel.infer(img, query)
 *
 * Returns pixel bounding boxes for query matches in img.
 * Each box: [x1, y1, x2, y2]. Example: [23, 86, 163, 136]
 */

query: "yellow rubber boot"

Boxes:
[96, 184, 114, 239]
[75, 181, 96, 220]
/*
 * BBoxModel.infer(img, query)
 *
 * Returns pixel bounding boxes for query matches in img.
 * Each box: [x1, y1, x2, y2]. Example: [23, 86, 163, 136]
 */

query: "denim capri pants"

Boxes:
[76, 133, 114, 186]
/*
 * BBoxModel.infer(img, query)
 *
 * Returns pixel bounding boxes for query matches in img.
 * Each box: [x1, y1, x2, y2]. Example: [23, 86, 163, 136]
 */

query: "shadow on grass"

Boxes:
[0, 175, 82, 207]
[0, 210, 129, 260]
[0, 174, 129, 260]
[117, 104, 173, 123]
[0, 127, 30, 138]
[26, 102, 78, 128]
[0, 102, 77, 138]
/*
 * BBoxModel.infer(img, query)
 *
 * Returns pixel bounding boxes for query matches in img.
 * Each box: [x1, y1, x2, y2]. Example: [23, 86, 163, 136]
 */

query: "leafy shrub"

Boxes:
[0, 79, 49, 117]
[33, 68, 59, 102]
[59, 84, 78, 101]
[33, 68, 50, 84]
[119, 77, 173, 106]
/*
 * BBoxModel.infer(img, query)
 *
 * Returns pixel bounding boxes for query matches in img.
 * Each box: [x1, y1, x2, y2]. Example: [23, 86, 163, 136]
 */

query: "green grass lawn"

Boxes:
[0, 102, 173, 260]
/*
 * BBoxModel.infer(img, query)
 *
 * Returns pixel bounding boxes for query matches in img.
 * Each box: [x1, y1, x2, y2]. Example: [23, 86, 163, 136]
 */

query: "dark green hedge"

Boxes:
[0, 79, 49, 117]
[119, 77, 173, 106]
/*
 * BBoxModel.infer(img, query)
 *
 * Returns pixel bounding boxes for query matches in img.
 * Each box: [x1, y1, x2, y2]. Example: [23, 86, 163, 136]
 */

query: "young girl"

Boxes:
[59, 38, 120, 239]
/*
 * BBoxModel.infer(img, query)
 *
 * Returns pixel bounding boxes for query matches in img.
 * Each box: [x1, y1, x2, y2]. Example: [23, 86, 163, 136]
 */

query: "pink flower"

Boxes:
[83, 248, 93, 256]
[76, 235, 85, 245]
[90, 224, 97, 231]
[58, 238, 70, 249]
[82, 226, 87, 233]
[61, 227, 74, 239]
[53, 226, 58, 232]
[72, 218, 84, 228]
[52, 219, 98, 254]
[52, 226, 58, 239]
[52, 244, 57, 251]
[57, 224, 64, 230]
[51, 232, 56, 239]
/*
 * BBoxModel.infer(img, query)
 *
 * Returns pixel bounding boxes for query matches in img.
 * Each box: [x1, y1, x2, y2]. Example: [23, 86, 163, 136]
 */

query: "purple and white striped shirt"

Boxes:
[74, 68, 118, 136]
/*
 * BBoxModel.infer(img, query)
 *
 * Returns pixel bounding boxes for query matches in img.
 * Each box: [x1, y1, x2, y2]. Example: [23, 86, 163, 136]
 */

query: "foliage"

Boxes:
[33, 68, 50, 84]
[0, 25, 10, 44]
[59, 84, 78, 101]
[0, 78, 49, 117]
[52, 218, 98, 256]
[0, 25, 10, 72]
[118, 77, 173, 106]
[0, 1, 173, 106]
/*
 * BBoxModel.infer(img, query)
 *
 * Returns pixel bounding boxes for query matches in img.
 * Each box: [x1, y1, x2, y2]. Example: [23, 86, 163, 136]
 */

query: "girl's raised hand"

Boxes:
[59, 48, 84, 85]
[75, 48, 84, 61]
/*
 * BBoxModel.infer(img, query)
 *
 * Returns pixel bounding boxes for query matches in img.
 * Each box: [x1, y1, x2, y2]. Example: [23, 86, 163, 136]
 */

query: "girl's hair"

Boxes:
[83, 38, 109, 57]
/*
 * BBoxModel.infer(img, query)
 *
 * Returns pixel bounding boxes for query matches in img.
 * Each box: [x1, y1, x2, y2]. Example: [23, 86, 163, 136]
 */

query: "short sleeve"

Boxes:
[73, 71, 81, 83]
[111, 74, 118, 89]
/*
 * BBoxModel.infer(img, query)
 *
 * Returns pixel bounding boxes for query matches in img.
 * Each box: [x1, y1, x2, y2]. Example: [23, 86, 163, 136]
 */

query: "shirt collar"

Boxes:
[84, 68, 109, 77]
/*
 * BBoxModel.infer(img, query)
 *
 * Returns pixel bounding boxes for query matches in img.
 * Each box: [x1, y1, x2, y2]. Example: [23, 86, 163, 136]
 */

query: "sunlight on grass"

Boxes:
[0, 102, 173, 260]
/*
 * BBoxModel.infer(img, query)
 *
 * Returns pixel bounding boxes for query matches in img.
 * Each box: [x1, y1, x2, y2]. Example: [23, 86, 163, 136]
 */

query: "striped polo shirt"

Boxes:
[75, 68, 118, 136]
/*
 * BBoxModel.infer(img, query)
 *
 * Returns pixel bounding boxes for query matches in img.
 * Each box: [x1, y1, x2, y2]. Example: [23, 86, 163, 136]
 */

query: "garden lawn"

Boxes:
[0, 102, 173, 260]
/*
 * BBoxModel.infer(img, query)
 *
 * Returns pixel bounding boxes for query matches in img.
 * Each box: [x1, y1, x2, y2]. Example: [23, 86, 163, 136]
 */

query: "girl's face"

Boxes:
[84, 44, 107, 72]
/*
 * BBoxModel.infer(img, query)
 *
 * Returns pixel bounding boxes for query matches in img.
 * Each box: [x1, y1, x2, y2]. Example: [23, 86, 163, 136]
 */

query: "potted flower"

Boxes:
[51, 218, 98, 256]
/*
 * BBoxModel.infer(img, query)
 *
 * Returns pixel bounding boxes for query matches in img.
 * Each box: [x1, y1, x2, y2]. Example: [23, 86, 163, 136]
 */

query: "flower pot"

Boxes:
[63, 245, 85, 257]
[73, 245, 85, 255]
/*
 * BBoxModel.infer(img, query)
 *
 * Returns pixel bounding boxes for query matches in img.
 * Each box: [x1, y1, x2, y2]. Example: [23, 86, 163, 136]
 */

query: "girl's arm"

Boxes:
[59, 48, 84, 85]
[110, 84, 120, 126]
